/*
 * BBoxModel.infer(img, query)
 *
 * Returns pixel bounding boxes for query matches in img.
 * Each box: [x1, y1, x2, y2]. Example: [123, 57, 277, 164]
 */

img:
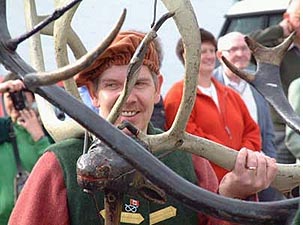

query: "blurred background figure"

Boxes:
[215, 32, 276, 158]
[165, 28, 261, 184]
[0, 74, 53, 225]
[214, 31, 285, 201]
[285, 77, 300, 162]
[0, 75, 4, 117]
[249, 0, 300, 164]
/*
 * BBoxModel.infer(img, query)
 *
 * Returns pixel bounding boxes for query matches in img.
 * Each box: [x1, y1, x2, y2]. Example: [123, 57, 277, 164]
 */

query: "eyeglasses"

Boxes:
[222, 46, 250, 54]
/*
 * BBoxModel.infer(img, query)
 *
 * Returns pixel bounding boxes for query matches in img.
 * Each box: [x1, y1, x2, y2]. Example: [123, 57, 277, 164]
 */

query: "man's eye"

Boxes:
[104, 83, 119, 89]
[135, 81, 147, 88]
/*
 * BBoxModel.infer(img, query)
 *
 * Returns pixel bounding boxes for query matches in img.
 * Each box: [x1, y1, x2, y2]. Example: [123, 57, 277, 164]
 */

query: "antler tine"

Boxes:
[22, 0, 85, 142]
[221, 56, 256, 82]
[107, 12, 174, 124]
[36, 0, 85, 142]
[142, 124, 299, 193]
[245, 32, 295, 66]
[181, 133, 299, 192]
[244, 34, 300, 134]
[138, 0, 201, 151]
[162, 0, 201, 137]
[54, 0, 82, 101]
[222, 33, 295, 84]
[23, 9, 126, 91]
[34, 14, 87, 60]
[5, 0, 82, 52]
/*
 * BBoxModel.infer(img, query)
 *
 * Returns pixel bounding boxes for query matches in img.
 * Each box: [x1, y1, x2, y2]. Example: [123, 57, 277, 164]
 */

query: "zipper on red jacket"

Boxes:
[224, 126, 231, 138]
[220, 88, 232, 140]
[198, 84, 233, 140]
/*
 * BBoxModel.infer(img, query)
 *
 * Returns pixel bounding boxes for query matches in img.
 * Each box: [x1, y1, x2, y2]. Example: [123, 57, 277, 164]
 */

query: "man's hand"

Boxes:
[218, 148, 278, 199]
[279, 19, 294, 37]
[17, 109, 45, 142]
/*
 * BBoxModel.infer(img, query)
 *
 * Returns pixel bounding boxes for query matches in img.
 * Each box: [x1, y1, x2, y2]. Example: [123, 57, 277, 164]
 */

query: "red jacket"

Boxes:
[164, 78, 261, 182]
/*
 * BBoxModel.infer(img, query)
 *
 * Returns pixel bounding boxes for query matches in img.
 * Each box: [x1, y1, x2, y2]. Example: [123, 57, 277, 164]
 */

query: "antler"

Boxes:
[107, 12, 175, 124]
[39, 0, 302, 208]
[221, 33, 300, 134]
[23, 0, 82, 141]
[21, 0, 126, 141]
[133, 4, 299, 193]
[17, 1, 299, 195]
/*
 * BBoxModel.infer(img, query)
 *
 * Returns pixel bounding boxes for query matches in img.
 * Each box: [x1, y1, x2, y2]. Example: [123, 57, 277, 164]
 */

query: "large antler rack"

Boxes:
[8, 1, 298, 194]
[0, 0, 299, 224]
[135, 5, 299, 194]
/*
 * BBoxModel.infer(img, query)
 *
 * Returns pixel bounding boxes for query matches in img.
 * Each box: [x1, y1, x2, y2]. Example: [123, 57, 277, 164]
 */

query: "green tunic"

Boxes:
[0, 117, 52, 225]
[51, 125, 198, 225]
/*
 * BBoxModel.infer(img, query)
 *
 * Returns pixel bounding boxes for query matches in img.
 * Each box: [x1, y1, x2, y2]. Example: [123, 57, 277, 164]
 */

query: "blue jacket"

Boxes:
[213, 66, 276, 158]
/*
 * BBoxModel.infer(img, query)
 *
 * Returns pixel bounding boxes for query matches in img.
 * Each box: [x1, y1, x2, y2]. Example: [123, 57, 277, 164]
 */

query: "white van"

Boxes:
[218, 0, 290, 37]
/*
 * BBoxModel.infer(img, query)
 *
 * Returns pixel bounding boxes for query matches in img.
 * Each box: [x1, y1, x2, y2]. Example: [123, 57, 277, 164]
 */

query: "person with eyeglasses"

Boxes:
[165, 29, 272, 212]
[213, 31, 285, 202]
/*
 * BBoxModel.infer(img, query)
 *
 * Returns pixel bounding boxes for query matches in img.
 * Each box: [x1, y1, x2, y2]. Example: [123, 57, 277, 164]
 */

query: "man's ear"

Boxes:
[86, 81, 100, 108]
[155, 74, 163, 104]
[283, 11, 290, 20]
[216, 50, 223, 61]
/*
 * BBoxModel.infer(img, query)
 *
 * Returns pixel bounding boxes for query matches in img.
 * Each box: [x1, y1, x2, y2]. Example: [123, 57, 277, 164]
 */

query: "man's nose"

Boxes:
[125, 91, 138, 103]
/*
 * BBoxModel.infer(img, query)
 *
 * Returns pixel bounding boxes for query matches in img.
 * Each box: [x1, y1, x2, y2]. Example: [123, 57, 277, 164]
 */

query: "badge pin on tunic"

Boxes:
[125, 198, 140, 213]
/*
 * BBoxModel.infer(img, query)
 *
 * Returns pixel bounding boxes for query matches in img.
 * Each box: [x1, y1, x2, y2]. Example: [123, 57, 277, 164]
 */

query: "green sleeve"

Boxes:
[0, 117, 11, 143]
[285, 78, 300, 159]
[32, 135, 53, 155]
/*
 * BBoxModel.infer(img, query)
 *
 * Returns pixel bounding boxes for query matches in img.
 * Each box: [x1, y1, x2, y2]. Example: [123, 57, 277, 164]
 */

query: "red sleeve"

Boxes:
[9, 152, 70, 225]
[191, 156, 237, 225]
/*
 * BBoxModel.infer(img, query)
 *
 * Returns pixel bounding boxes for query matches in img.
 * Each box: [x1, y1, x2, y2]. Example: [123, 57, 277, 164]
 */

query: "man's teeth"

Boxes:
[121, 111, 137, 117]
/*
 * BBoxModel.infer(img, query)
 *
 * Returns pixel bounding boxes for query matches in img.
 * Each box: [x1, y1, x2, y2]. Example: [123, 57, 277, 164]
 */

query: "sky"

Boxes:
[2, 0, 235, 95]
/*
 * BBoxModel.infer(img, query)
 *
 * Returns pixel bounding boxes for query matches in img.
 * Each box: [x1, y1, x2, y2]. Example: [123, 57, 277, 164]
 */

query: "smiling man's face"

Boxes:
[88, 65, 162, 135]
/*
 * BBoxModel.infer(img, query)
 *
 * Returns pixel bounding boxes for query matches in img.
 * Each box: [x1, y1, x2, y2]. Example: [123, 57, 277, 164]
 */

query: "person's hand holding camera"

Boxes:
[1, 79, 46, 142]
[0, 79, 25, 93]
[17, 109, 45, 142]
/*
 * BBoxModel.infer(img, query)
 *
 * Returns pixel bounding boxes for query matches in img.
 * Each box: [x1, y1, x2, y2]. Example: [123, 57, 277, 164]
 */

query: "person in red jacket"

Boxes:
[165, 28, 261, 182]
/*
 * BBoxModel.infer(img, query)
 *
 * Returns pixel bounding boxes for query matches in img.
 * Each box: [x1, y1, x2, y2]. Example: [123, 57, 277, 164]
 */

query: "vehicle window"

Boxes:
[269, 14, 284, 26]
[225, 16, 265, 34]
